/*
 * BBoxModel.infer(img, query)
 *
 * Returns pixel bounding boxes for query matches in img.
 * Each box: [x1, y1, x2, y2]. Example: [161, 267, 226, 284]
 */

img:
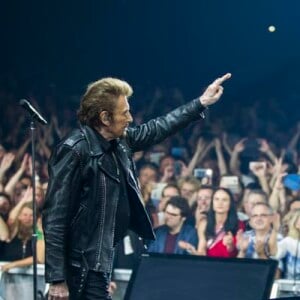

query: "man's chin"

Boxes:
[120, 128, 128, 138]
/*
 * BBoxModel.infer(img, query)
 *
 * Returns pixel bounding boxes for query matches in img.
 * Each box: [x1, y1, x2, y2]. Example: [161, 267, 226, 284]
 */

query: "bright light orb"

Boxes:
[268, 25, 276, 32]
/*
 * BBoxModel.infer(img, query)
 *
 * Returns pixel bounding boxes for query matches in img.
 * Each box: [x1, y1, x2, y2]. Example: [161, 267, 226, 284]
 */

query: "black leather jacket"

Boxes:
[42, 99, 206, 283]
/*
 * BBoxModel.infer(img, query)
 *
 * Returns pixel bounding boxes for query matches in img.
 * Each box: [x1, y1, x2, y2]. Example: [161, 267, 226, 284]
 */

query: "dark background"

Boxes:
[1, 0, 300, 111]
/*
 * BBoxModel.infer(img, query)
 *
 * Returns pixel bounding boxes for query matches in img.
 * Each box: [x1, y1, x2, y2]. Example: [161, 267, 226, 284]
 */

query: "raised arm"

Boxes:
[249, 162, 270, 195]
[214, 137, 228, 176]
[287, 122, 300, 150]
[4, 154, 29, 197]
[186, 138, 213, 175]
[229, 138, 246, 175]
[127, 74, 232, 152]
[258, 139, 277, 164]
[0, 152, 15, 184]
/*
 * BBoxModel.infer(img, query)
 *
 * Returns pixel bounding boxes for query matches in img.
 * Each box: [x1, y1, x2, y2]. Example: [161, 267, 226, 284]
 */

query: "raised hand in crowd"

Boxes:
[187, 137, 214, 175]
[249, 161, 270, 195]
[160, 164, 175, 183]
[258, 138, 277, 163]
[0, 152, 15, 183]
[214, 137, 228, 176]
[4, 153, 30, 197]
[229, 138, 247, 175]
[221, 132, 233, 156]
[287, 121, 300, 153]
[268, 157, 287, 213]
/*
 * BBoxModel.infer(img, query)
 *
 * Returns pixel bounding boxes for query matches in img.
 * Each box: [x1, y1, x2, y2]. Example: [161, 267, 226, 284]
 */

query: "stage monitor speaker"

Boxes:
[124, 253, 277, 300]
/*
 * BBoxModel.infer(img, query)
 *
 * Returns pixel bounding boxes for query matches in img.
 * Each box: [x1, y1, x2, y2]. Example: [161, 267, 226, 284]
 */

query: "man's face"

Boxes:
[159, 187, 180, 212]
[107, 95, 133, 139]
[196, 188, 213, 213]
[250, 205, 272, 231]
[164, 204, 184, 232]
[180, 182, 196, 201]
[159, 157, 175, 174]
[244, 193, 266, 217]
[139, 167, 157, 187]
[0, 195, 10, 215]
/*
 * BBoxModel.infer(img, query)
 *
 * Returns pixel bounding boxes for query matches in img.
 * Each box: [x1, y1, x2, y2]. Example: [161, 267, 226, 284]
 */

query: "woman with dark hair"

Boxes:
[179, 187, 244, 257]
[198, 187, 245, 257]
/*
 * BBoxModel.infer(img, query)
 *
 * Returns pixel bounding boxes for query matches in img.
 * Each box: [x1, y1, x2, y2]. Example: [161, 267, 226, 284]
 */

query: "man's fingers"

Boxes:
[212, 86, 223, 99]
[213, 73, 232, 86]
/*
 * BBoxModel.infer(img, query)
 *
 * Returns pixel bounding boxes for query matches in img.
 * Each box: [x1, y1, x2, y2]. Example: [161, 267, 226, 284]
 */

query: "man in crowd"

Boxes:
[237, 202, 278, 259]
[147, 196, 198, 254]
[43, 73, 231, 299]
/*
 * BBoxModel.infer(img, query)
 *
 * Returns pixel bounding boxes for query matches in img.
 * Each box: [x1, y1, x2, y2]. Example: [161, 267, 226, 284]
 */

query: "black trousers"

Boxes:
[67, 265, 112, 300]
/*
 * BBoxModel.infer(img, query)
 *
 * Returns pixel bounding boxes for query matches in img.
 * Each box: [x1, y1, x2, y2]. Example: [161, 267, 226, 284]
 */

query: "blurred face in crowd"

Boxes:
[164, 204, 185, 234]
[13, 183, 27, 205]
[213, 189, 231, 215]
[0, 195, 10, 215]
[290, 200, 300, 212]
[250, 204, 272, 232]
[36, 186, 45, 208]
[139, 167, 157, 187]
[196, 188, 213, 213]
[0, 145, 5, 161]
[295, 216, 300, 231]
[180, 182, 197, 203]
[159, 186, 180, 212]
[159, 156, 175, 175]
[18, 206, 33, 229]
[244, 192, 266, 217]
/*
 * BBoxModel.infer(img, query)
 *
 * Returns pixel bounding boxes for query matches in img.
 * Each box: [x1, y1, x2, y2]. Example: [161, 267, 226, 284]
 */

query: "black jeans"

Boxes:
[67, 266, 112, 300]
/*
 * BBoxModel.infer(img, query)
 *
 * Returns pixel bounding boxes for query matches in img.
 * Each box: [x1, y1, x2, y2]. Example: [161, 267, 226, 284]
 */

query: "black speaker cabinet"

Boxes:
[124, 253, 278, 300]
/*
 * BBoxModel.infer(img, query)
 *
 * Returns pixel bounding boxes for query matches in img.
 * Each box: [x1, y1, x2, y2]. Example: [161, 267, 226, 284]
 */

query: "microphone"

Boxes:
[19, 99, 48, 125]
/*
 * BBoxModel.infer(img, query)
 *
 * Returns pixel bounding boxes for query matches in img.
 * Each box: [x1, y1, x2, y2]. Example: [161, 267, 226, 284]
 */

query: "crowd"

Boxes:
[0, 76, 300, 297]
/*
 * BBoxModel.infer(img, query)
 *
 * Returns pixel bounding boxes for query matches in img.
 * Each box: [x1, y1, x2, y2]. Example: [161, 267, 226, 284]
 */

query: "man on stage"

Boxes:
[43, 73, 231, 299]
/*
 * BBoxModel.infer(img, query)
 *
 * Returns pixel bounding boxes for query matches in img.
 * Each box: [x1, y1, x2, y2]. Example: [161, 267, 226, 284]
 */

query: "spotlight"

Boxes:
[268, 25, 276, 32]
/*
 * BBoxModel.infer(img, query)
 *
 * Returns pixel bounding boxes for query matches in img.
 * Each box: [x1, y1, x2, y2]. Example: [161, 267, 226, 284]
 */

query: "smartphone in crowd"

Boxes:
[193, 168, 213, 179]
[249, 161, 267, 171]
[220, 176, 240, 194]
[174, 161, 182, 176]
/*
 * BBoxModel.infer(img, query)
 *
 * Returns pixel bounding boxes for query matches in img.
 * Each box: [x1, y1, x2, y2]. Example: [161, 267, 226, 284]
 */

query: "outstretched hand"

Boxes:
[199, 73, 231, 107]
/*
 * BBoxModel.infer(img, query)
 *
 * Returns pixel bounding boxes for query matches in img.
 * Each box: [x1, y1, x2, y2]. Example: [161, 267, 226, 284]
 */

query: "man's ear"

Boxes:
[99, 111, 111, 126]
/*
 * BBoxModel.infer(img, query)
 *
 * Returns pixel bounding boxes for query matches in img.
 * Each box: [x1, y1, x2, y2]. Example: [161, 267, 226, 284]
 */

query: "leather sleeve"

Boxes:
[42, 144, 82, 283]
[126, 99, 206, 152]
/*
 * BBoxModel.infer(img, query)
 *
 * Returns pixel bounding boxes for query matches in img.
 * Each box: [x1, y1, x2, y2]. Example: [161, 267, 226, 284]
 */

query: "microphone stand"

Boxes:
[20, 99, 47, 300]
[30, 118, 38, 300]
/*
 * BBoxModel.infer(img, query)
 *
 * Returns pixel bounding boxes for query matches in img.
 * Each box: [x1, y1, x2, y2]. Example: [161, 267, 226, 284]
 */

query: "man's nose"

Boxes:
[128, 113, 133, 123]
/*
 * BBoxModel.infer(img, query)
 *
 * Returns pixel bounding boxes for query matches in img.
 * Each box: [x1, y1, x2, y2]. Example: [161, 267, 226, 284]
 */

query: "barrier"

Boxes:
[0, 262, 46, 300]
[0, 262, 299, 299]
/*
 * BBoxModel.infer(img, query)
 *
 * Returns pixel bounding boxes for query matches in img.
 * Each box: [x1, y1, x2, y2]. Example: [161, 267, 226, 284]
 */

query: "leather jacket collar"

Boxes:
[80, 125, 120, 157]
